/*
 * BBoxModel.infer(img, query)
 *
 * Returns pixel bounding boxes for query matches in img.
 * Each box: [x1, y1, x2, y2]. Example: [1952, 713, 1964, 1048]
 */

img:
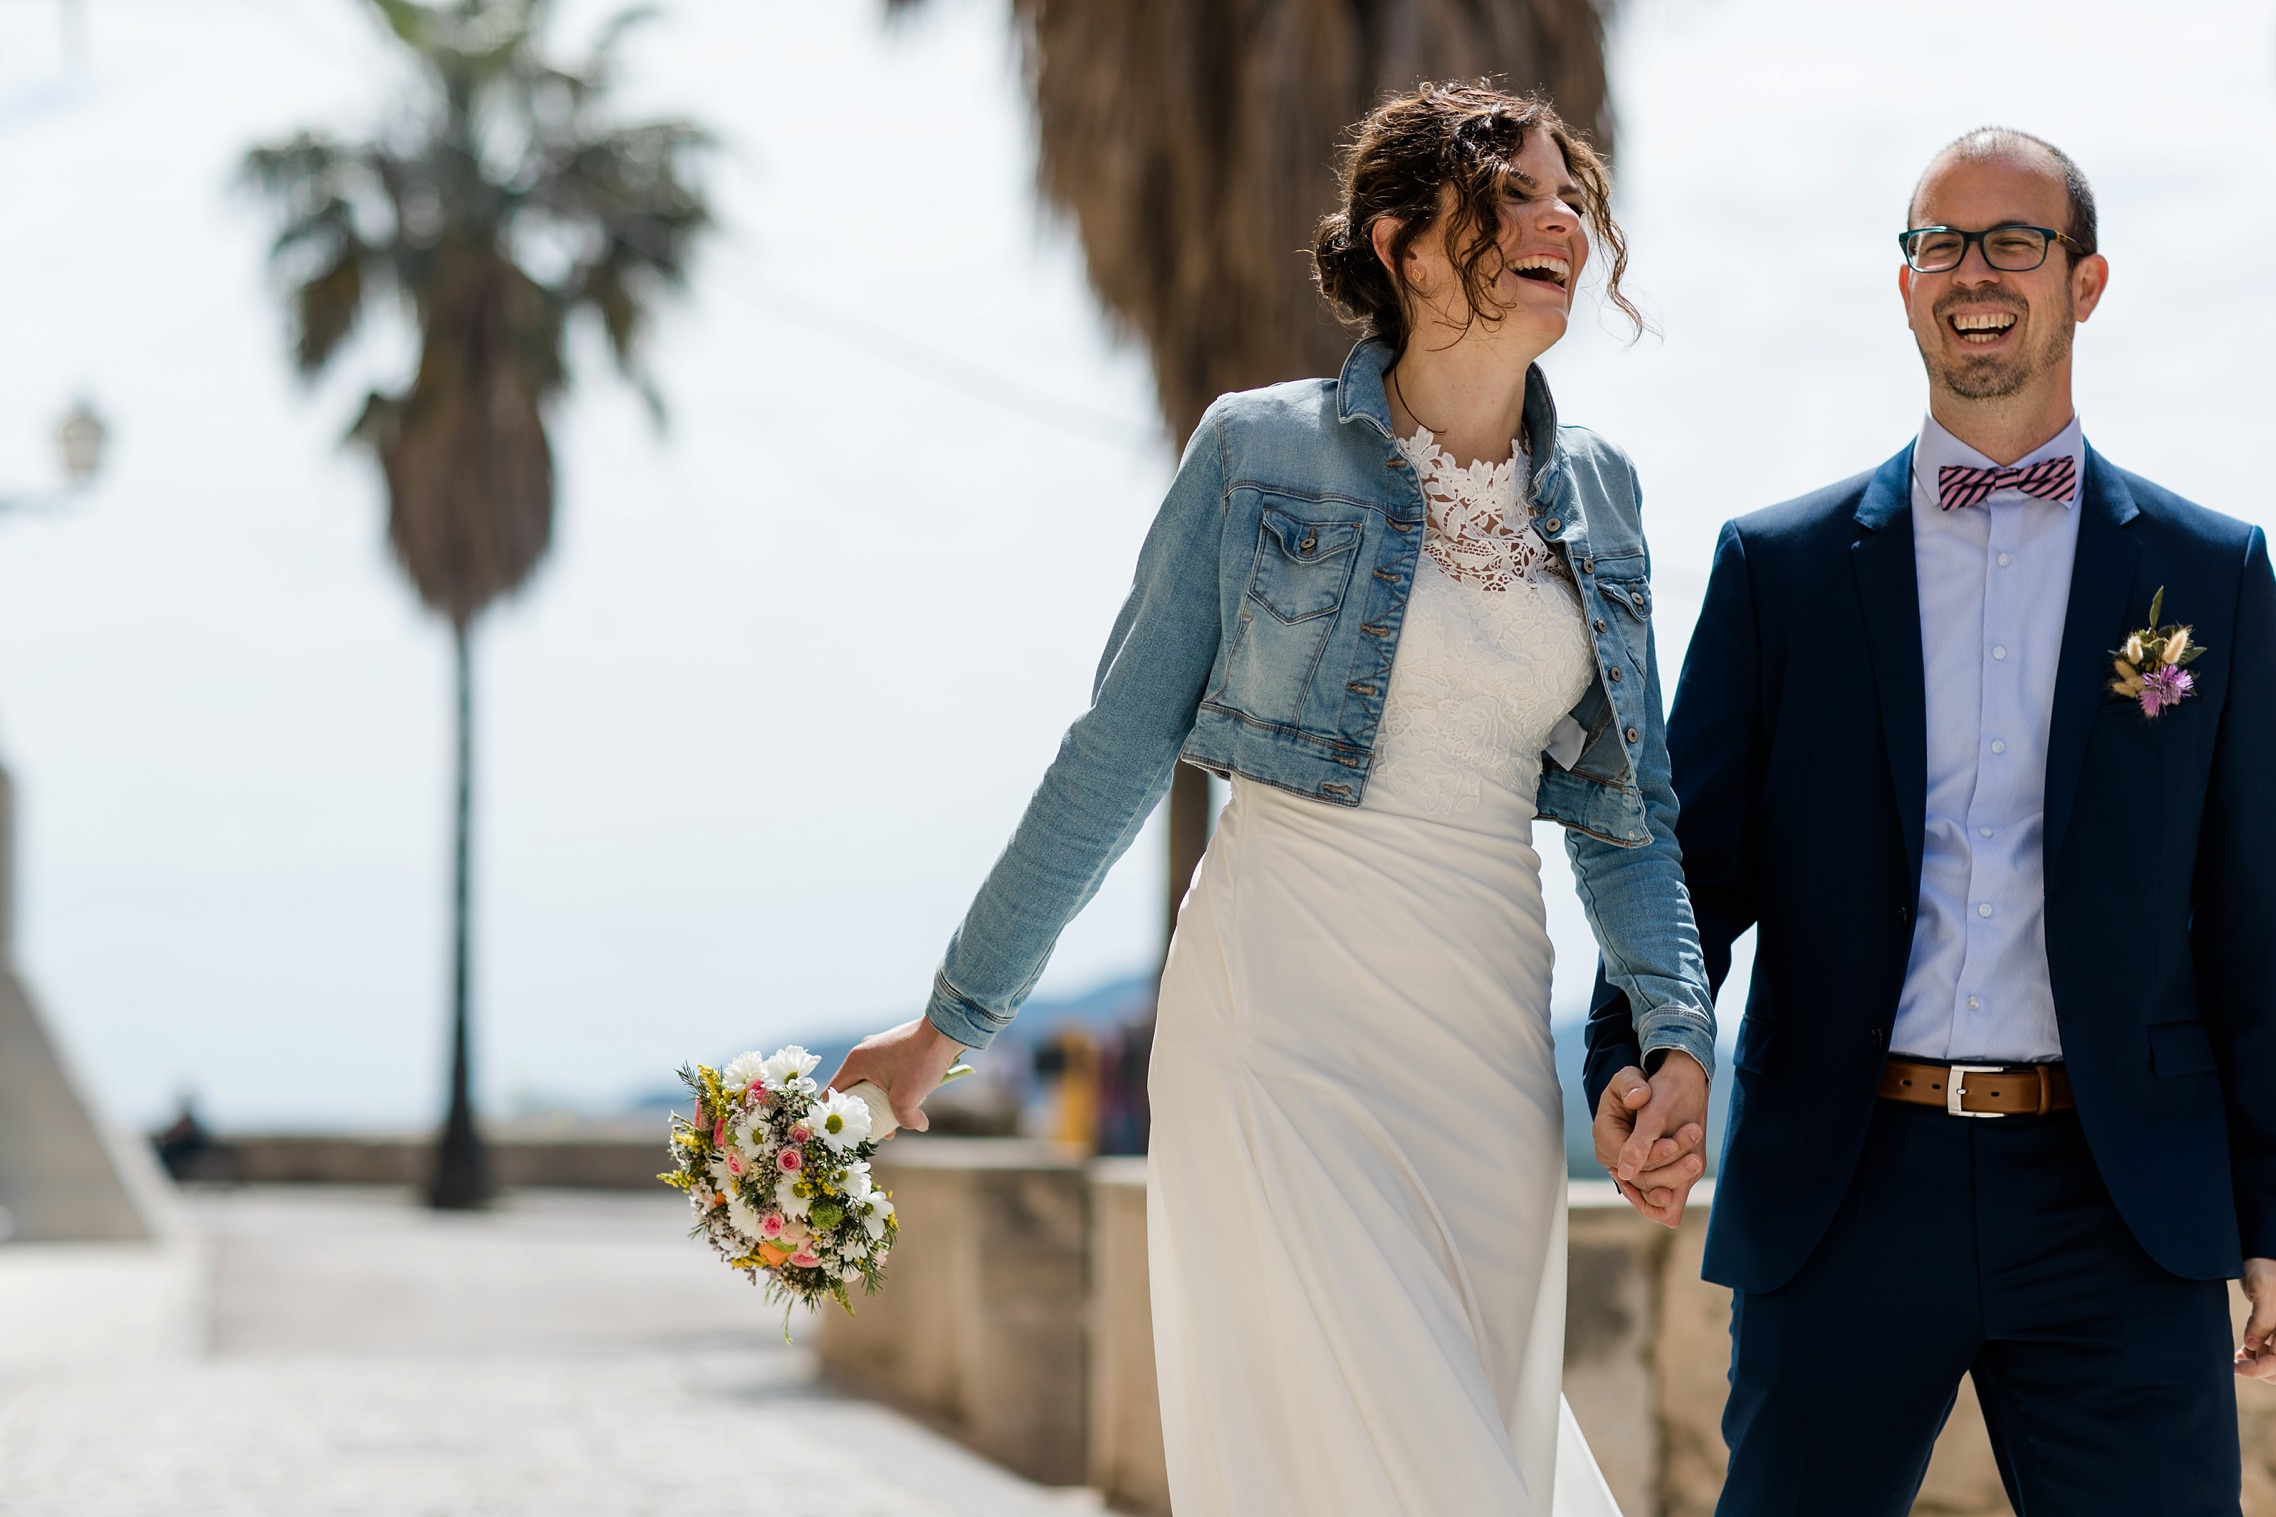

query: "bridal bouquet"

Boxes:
[660, 1045, 899, 1318]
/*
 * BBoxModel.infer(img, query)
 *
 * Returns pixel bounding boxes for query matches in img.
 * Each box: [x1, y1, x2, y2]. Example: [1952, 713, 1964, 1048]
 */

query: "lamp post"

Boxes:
[0, 401, 108, 515]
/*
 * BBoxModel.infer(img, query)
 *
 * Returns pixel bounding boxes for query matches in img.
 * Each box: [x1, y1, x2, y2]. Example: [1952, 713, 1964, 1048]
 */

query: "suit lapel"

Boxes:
[2043, 447, 2143, 872]
[1851, 447, 1928, 891]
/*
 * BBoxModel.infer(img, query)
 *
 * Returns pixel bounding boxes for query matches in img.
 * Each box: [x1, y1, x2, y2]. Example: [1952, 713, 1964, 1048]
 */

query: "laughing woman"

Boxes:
[829, 83, 1715, 1515]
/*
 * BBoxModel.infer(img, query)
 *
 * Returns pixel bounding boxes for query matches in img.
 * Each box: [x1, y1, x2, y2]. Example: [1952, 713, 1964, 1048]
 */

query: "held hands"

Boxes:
[1592, 1051, 1710, 1228]
[2237, 1258, 2276, 1381]
[825, 1017, 966, 1136]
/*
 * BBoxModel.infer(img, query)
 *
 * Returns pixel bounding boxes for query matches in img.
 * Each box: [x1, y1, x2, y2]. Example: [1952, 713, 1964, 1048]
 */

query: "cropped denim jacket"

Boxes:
[925, 339, 1716, 1079]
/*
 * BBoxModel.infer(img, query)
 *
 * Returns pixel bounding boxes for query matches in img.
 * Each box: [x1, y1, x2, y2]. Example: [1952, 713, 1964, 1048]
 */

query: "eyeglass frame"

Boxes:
[1897, 223, 2086, 275]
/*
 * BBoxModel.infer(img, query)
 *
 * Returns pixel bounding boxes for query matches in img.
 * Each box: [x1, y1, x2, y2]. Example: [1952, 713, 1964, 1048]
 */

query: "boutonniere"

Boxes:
[2109, 586, 2205, 718]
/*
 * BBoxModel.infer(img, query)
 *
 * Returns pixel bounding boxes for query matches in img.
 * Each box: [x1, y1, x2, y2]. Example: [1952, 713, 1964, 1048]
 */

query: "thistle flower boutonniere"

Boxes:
[2109, 587, 2205, 719]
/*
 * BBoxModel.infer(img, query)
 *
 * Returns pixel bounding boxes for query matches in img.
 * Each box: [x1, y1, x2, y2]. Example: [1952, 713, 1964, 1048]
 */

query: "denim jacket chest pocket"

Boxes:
[1248, 505, 1364, 622]
[1212, 497, 1375, 735]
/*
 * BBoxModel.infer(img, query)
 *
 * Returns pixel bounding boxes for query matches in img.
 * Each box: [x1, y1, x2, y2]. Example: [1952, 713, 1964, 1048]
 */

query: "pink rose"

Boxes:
[789, 1249, 821, 1269]
[725, 1152, 744, 1176]
[790, 1124, 812, 1144]
[712, 1116, 727, 1147]
[777, 1149, 802, 1173]
[760, 1213, 787, 1239]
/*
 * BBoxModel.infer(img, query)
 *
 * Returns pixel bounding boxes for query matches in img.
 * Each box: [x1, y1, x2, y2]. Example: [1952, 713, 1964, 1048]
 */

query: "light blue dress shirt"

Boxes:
[1890, 412, 2085, 1064]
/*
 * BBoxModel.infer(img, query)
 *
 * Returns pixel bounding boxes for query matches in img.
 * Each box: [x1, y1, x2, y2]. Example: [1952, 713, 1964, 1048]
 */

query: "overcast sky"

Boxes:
[2, 0, 2271, 1130]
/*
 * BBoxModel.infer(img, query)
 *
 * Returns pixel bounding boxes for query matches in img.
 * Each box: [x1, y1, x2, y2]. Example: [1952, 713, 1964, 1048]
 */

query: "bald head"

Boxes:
[1909, 127, 2097, 257]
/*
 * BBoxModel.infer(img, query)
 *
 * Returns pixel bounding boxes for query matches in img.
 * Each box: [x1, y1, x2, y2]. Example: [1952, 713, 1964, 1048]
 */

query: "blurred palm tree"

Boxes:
[244, 0, 712, 1208]
[894, 0, 1613, 953]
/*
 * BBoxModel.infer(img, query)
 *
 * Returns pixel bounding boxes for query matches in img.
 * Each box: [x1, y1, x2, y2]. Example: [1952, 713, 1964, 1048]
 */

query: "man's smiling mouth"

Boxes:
[1509, 252, 1570, 289]
[1949, 310, 2018, 345]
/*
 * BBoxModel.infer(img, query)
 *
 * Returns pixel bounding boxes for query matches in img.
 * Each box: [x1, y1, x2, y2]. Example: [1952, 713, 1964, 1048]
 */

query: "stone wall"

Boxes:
[177, 1133, 670, 1189]
[813, 1138, 1092, 1486]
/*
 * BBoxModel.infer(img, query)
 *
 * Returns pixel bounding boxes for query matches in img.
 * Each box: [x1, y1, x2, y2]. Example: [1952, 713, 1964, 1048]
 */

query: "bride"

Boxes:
[829, 82, 1717, 1515]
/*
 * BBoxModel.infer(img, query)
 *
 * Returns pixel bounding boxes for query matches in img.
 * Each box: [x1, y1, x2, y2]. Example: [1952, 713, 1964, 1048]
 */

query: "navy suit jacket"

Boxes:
[1585, 445, 2276, 1294]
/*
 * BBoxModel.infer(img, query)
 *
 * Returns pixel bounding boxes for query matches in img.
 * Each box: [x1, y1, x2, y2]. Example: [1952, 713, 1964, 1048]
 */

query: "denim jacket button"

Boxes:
[1625, 726, 1640, 744]
[1607, 666, 1623, 683]
[1543, 517, 1563, 534]
[1593, 618, 1607, 633]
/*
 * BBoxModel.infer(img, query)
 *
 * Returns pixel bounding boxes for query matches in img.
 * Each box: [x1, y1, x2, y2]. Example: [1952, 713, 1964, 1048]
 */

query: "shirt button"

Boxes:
[1991, 740, 2007, 754]
[1992, 645, 2008, 661]
[1997, 553, 2012, 568]
[1978, 903, 1994, 918]
[1967, 995, 1982, 1010]
[1978, 826, 1993, 838]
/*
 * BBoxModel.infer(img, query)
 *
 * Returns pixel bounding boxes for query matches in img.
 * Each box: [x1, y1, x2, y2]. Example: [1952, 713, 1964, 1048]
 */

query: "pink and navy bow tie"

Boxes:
[1937, 456, 2077, 511]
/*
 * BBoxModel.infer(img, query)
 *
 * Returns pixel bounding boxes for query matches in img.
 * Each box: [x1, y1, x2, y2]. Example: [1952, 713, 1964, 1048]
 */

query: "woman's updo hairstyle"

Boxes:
[1313, 81, 1640, 352]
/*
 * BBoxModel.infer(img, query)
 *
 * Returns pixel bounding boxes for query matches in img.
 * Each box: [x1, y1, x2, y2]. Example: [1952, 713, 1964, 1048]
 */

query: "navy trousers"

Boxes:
[1715, 1099, 2240, 1517]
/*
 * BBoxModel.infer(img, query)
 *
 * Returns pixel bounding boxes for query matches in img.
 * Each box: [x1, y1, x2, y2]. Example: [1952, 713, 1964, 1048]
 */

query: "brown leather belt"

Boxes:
[1879, 1057, 2074, 1117]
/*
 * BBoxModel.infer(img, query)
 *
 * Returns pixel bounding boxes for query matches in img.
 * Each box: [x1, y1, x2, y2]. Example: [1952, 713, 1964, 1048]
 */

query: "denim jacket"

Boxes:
[925, 339, 1716, 1079]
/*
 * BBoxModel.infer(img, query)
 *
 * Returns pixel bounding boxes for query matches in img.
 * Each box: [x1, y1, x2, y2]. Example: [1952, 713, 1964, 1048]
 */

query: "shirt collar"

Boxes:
[1910, 410, 2085, 513]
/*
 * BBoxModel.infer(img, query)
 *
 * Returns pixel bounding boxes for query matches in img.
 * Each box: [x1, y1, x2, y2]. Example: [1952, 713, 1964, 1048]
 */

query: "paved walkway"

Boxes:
[0, 1187, 1102, 1517]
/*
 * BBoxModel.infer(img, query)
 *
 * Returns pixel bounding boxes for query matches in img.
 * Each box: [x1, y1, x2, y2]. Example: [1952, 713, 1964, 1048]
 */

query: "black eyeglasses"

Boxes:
[1898, 224, 2083, 274]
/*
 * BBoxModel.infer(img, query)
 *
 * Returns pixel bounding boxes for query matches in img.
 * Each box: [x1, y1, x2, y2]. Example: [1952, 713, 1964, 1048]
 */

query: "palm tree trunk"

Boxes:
[1163, 762, 1210, 963]
[429, 621, 493, 1209]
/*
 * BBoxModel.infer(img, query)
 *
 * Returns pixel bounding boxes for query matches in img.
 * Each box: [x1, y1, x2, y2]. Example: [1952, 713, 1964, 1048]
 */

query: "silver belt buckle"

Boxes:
[1946, 1064, 2007, 1118]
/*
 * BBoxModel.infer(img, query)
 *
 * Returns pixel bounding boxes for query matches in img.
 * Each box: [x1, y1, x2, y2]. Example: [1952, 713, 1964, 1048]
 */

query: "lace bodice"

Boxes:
[1396, 427, 1570, 592]
[1369, 428, 1597, 820]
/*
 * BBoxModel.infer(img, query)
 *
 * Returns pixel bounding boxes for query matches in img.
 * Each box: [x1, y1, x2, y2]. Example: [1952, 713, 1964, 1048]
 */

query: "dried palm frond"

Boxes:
[901, 0, 1612, 442]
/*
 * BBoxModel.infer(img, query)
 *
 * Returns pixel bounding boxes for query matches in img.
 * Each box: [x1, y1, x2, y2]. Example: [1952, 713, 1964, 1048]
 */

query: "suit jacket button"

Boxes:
[1898, 904, 1912, 924]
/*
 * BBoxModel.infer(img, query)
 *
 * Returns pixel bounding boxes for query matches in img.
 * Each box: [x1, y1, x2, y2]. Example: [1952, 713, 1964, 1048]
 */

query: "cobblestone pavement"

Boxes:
[0, 1187, 1102, 1517]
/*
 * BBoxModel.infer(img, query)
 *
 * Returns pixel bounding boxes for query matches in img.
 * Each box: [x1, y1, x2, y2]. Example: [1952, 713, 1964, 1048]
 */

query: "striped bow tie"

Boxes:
[1938, 456, 2077, 511]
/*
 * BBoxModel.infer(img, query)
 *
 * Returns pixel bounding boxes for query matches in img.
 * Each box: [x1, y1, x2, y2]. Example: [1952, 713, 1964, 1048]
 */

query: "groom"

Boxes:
[1586, 127, 2276, 1514]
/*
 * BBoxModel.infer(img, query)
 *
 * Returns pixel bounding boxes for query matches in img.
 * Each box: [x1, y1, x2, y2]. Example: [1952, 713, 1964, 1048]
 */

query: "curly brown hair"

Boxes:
[1312, 81, 1639, 355]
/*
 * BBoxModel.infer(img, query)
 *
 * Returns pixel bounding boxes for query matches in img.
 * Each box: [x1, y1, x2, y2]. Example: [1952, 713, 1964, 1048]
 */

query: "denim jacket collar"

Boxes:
[1334, 338, 1571, 525]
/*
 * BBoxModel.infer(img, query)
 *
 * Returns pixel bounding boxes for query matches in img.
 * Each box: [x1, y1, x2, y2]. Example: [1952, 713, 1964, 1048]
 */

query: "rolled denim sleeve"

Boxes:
[1565, 606, 1718, 1083]
[924, 406, 1231, 1049]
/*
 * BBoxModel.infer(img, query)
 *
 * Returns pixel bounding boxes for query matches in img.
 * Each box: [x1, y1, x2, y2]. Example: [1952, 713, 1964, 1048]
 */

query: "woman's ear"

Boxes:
[1370, 216, 1408, 287]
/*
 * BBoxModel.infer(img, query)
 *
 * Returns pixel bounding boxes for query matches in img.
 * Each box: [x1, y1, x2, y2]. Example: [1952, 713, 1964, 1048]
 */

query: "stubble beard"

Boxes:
[1920, 292, 2076, 403]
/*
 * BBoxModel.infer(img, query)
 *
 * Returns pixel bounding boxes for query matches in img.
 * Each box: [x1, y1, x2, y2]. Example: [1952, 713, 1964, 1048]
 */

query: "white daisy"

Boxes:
[776, 1176, 811, 1220]
[731, 1122, 768, 1164]
[862, 1194, 894, 1239]
[726, 1191, 766, 1244]
[813, 1088, 873, 1153]
[721, 1051, 768, 1091]
[841, 1161, 873, 1201]
[760, 1046, 821, 1091]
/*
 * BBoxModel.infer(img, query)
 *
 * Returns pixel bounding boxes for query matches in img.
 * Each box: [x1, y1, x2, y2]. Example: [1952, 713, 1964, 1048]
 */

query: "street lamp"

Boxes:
[0, 400, 108, 514]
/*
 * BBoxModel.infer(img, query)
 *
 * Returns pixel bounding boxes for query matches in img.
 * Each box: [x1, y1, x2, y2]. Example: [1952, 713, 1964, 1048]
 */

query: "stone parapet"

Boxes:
[1087, 1157, 1169, 1515]
[813, 1137, 1092, 1487]
[176, 1133, 671, 1189]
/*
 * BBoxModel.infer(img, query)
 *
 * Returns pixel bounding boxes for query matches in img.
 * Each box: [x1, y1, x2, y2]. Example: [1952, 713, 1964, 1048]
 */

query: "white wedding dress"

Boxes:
[1148, 426, 1626, 1516]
